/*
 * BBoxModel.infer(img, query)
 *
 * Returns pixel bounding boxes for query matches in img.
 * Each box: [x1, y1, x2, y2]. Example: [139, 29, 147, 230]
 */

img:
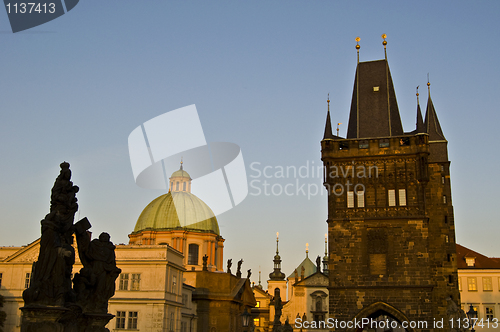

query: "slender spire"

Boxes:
[269, 232, 285, 281]
[180, 157, 183, 170]
[424, 80, 446, 141]
[382, 34, 392, 136]
[322, 233, 328, 275]
[416, 86, 425, 133]
[323, 94, 334, 140]
[276, 232, 279, 254]
[258, 266, 262, 287]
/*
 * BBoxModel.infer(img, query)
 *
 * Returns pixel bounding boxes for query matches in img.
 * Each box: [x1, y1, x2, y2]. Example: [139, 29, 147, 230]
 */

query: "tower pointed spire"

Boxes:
[347, 36, 403, 139]
[416, 86, 425, 133]
[323, 94, 334, 140]
[424, 80, 446, 141]
[269, 232, 285, 281]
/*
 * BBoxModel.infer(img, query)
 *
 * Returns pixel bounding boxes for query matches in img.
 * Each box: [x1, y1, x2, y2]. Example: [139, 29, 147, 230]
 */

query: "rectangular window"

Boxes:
[116, 311, 126, 329]
[255, 301, 260, 308]
[357, 190, 365, 208]
[172, 275, 177, 294]
[119, 273, 129, 290]
[468, 277, 477, 291]
[128, 311, 138, 329]
[254, 318, 261, 327]
[483, 277, 493, 291]
[25, 272, 31, 289]
[379, 139, 389, 148]
[388, 190, 396, 206]
[458, 277, 462, 291]
[398, 189, 406, 206]
[486, 307, 495, 320]
[442, 176, 445, 184]
[131, 274, 141, 291]
[181, 321, 186, 332]
[443, 195, 447, 204]
[347, 191, 354, 208]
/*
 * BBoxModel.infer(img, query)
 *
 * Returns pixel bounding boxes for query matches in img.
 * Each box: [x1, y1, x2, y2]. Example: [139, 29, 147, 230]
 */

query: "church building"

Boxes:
[321, 37, 460, 330]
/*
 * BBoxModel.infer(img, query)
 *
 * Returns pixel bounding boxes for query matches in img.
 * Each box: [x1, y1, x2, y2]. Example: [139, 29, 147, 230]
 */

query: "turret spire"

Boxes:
[323, 95, 334, 140]
[424, 80, 446, 141]
[416, 86, 425, 133]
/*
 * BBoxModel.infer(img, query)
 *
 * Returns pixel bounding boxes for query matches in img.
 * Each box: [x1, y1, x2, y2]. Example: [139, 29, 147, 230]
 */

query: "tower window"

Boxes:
[183, 182, 186, 191]
[388, 190, 396, 206]
[357, 190, 365, 208]
[443, 195, 447, 204]
[188, 244, 199, 265]
[442, 176, 445, 184]
[379, 139, 390, 148]
[176, 181, 179, 191]
[347, 191, 354, 208]
[359, 141, 369, 149]
[398, 189, 406, 206]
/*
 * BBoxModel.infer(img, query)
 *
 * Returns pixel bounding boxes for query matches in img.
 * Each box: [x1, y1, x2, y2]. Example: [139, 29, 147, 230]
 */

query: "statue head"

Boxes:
[99, 232, 110, 243]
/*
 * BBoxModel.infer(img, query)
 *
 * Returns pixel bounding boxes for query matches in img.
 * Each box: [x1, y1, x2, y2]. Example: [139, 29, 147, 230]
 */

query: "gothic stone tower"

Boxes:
[321, 41, 459, 331]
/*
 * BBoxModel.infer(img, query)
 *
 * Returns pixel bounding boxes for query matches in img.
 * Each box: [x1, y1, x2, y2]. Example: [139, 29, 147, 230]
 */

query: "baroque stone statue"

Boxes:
[23, 162, 79, 307]
[21, 162, 121, 332]
[74, 222, 121, 313]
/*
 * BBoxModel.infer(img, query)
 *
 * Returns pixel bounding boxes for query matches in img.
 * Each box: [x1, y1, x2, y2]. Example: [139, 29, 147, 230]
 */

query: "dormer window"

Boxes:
[465, 257, 475, 267]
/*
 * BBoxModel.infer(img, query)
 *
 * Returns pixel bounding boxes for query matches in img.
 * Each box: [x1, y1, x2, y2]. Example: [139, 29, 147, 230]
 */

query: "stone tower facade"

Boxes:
[321, 45, 459, 331]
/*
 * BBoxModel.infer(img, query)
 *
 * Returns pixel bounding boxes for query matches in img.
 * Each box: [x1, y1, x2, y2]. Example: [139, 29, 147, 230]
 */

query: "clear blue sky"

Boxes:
[1, 1, 499, 284]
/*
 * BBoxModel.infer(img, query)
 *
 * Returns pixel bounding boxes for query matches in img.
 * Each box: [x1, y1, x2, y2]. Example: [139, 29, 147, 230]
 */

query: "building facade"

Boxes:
[321, 40, 459, 330]
[0, 239, 192, 332]
[457, 244, 500, 332]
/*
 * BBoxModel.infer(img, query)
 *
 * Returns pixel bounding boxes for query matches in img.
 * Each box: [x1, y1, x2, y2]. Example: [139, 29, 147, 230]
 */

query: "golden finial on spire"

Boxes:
[180, 157, 183, 170]
[427, 73, 431, 94]
[382, 34, 388, 60]
[327, 93, 330, 112]
[382, 34, 387, 46]
[355, 37, 360, 64]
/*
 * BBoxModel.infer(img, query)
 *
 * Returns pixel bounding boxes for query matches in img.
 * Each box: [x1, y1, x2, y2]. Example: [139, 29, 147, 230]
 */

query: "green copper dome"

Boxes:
[132, 192, 219, 235]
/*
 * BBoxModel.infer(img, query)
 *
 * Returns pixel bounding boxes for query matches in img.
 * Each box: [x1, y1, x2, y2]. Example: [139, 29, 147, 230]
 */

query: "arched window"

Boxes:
[188, 244, 199, 265]
[176, 181, 179, 191]
[183, 182, 186, 191]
